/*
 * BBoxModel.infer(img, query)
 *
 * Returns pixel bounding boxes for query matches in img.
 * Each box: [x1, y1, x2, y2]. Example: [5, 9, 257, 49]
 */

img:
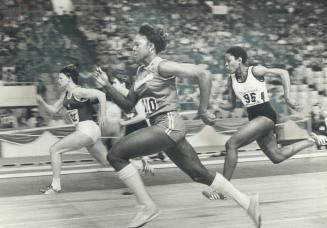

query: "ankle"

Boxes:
[51, 181, 61, 190]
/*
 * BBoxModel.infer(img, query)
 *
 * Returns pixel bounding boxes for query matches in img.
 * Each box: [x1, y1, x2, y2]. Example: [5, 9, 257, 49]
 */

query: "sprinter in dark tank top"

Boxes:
[94, 24, 261, 228]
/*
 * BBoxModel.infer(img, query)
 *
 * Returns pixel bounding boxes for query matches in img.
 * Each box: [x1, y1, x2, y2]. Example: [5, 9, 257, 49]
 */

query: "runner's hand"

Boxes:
[199, 111, 216, 126]
[285, 97, 302, 112]
[94, 67, 110, 87]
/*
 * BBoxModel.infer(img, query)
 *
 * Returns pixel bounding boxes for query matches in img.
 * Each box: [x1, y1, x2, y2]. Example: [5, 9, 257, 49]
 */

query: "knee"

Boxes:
[106, 149, 118, 163]
[225, 140, 238, 159]
[49, 145, 59, 155]
[269, 150, 284, 164]
[106, 145, 126, 163]
[225, 139, 239, 152]
[271, 156, 283, 164]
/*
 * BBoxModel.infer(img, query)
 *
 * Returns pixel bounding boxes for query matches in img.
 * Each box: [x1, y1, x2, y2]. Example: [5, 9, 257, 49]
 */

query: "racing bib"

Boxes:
[67, 109, 79, 124]
[141, 97, 158, 115]
[239, 91, 266, 107]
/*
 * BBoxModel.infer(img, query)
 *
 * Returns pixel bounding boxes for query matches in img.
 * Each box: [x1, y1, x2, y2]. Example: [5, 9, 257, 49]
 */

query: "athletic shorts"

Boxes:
[149, 111, 186, 143]
[125, 120, 149, 135]
[76, 120, 101, 143]
[247, 102, 277, 124]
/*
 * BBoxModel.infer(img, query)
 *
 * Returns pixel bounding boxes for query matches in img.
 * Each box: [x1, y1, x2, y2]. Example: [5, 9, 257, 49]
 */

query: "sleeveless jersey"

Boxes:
[63, 91, 95, 124]
[231, 66, 269, 108]
[133, 56, 178, 118]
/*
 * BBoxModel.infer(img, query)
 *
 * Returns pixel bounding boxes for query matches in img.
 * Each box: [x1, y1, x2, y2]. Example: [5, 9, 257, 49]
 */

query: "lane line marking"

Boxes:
[0, 203, 326, 227]
[0, 151, 326, 179]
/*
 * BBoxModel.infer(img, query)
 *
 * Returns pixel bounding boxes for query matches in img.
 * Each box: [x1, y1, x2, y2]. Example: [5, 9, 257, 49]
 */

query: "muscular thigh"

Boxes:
[52, 131, 94, 153]
[86, 139, 108, 165]
[229, 116, 274, 148]
[256, 130, 279, 156]
[164, 139, 213, 184]
[164, 139, 202, 167]
[111, 125, 176, 159]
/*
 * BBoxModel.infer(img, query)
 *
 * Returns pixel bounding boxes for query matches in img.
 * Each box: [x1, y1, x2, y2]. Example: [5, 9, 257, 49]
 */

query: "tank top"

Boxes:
[63, 90, 95, 124]
[311, 114, 327, 134]
[133, 56, 178, 118]
[231, 66, 269, 108]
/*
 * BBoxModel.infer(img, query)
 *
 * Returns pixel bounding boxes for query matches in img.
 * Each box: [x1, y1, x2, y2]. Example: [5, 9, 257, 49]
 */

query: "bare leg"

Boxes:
[107, 126, 174, 171]
[257, 130, 314, 163]
[42, 131, 94, 193]
[223, 117, 273, 180]
[165, 139, 261, 227]
[107, 126, 175, 228]
[165, 139, 248, 207]
[86, 139, 110, 167]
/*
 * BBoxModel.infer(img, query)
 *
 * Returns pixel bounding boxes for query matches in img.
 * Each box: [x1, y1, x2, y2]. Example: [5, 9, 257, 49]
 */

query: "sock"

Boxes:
[51, 177, 61, 190]
[210, 173, 250, 210]
[117, 163, 154, 206]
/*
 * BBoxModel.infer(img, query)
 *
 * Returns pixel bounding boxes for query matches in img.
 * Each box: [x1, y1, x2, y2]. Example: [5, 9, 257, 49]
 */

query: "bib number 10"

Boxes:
[243, 92, 265, 104]
[142, 97, 158, 114]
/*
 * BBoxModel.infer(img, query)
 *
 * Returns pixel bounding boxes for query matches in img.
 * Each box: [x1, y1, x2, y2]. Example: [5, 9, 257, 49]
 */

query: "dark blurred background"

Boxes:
[0, 0, 326, 130]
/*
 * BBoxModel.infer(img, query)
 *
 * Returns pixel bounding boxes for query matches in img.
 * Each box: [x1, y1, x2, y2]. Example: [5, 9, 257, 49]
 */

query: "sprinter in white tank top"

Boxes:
[202, 46, 322, 201]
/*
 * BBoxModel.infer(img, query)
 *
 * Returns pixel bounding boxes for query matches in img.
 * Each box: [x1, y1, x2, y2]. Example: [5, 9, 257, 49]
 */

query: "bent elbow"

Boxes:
[280, 70, 290, 80]
[197, 69, 210, 80]
[124, 104, 134, 113]
[196, 70, 211, 85]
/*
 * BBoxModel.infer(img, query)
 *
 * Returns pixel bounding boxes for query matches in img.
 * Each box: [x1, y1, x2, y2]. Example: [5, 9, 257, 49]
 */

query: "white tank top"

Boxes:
[231, 66, 269, 107]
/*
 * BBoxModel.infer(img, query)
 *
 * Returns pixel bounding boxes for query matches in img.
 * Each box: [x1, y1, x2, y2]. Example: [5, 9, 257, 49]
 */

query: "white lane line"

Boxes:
[0, 151, 256, 173]
[0, 151, 326, 179]
[0, 168, 115, 179]
[0, 163, 100, 172]
[197, 150, 261, 158]
[0, 203, 325, 227]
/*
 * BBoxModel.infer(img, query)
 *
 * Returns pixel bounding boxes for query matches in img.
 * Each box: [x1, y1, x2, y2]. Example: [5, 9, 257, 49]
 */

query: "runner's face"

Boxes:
[133, 35, 151, 62]
[225, 53, 240, 74]
[57, 73, 70, 88]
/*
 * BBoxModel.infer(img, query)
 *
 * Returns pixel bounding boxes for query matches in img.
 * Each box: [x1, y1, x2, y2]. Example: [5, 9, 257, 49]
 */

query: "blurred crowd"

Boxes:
[1, 0, 327, 129]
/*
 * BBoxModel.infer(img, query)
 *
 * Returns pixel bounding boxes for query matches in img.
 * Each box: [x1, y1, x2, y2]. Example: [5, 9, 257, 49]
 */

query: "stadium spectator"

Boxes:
[310, 103, 327, 148]
[0, 109, 18, 128]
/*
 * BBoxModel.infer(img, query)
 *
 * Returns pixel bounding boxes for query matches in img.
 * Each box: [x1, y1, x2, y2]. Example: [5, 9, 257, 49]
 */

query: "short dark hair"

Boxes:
[226, 46, 247, 64]
[60, 64, 79, 84]
[139, 23, 168, 53]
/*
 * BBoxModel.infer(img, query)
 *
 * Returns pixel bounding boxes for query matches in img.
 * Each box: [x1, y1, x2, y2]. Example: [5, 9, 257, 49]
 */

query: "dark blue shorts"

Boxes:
[149, 111, 186, 143]
[247, 102, 277, 124]
[125, 120, 149, 135]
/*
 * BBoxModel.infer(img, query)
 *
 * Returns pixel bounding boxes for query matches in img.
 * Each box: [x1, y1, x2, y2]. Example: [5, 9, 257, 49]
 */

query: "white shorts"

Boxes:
[76, 120, 101, 144]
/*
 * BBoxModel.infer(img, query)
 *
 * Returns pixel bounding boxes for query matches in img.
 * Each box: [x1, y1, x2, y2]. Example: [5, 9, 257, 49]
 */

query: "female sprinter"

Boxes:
[94, 25, 261, 228]
[202, 46, 321, 200]
[37, 64, 108, 194]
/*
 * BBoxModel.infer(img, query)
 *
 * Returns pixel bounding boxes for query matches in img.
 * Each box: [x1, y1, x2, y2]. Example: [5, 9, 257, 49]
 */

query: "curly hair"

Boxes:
[139, 23, 168, 53]
[226, 46, 248, 64]
[59, 64, 79, 84]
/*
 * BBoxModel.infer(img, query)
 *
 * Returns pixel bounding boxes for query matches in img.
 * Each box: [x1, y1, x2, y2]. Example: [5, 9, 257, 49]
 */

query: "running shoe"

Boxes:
[202, 190, 226, 200]
[247, 194, 262, 228]
[128, 204, 160, 228]
[40, 185, 61, 194]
